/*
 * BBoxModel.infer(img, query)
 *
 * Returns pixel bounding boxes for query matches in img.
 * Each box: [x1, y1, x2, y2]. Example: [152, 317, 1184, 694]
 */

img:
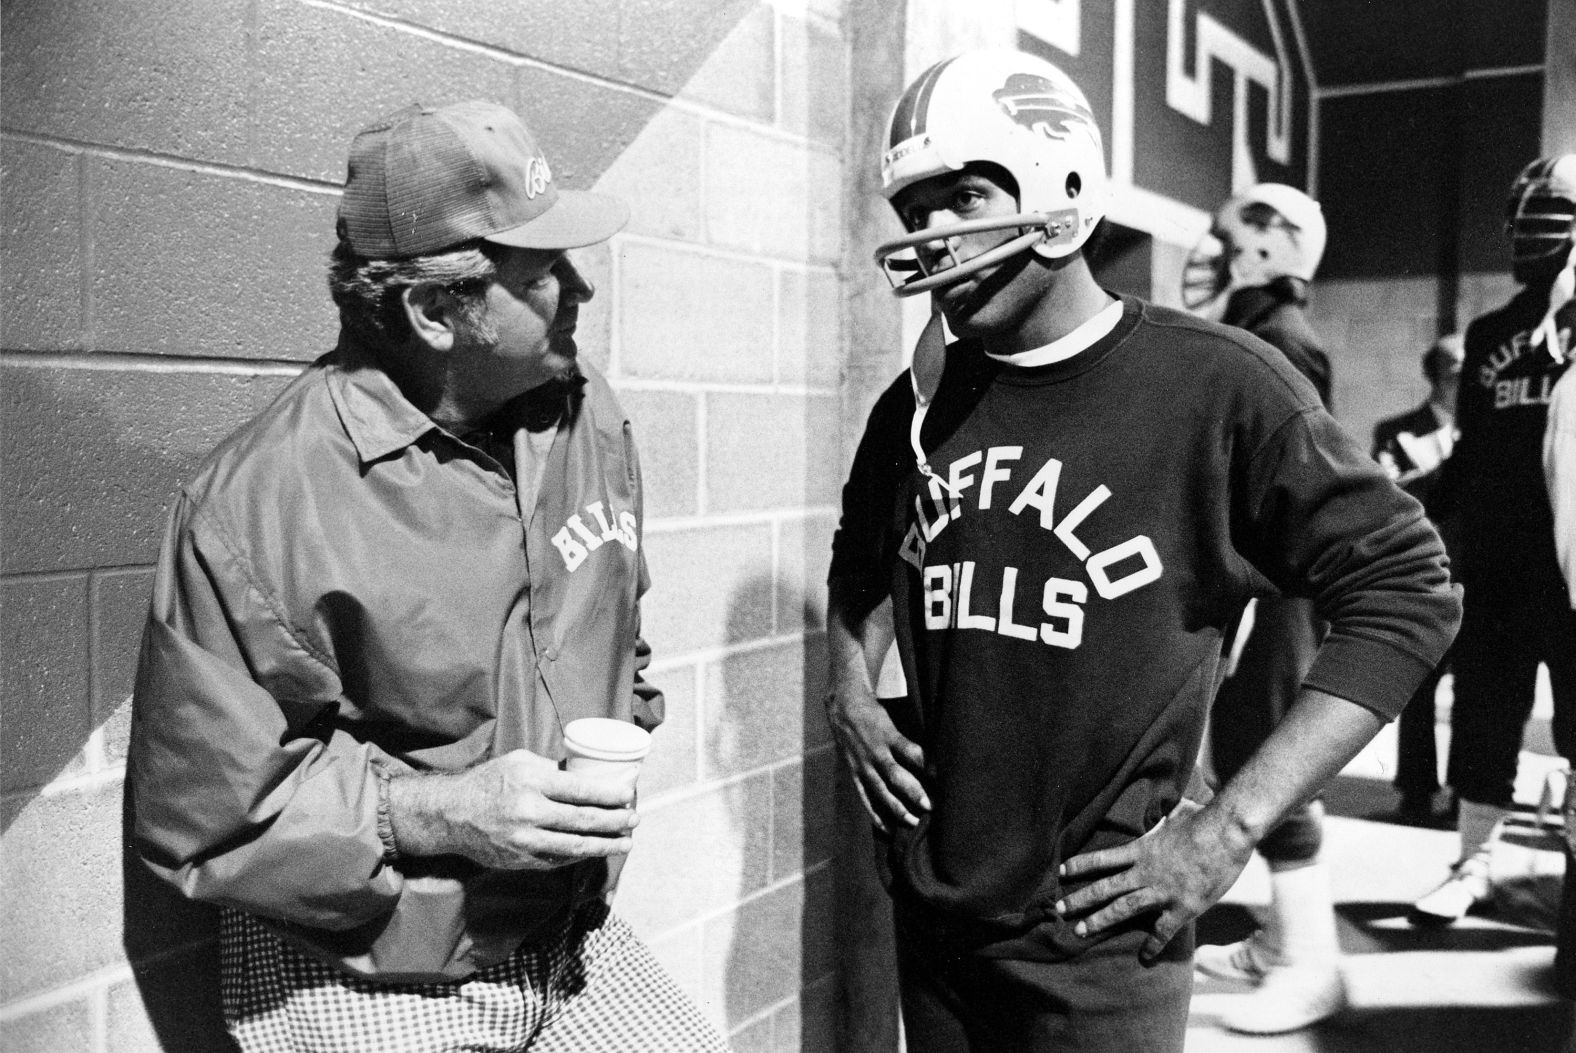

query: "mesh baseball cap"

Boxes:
[337, 100, 629, 258]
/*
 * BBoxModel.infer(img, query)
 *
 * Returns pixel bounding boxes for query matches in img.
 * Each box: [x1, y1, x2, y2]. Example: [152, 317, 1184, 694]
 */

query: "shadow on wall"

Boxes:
[0, 365, 279, 1050]
[708, 572, 841, 1051]
[122, 787, 236, 1053]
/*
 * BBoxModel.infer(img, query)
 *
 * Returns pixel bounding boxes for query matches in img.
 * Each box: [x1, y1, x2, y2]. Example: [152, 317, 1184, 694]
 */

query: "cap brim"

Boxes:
[485, 190, 629, 251]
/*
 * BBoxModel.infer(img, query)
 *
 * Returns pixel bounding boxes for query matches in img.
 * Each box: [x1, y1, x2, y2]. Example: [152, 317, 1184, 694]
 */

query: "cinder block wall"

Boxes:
[0, 1, 873, 1050]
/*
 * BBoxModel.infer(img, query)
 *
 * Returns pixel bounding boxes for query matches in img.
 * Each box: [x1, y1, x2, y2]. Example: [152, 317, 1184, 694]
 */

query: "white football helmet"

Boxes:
[1182, 183, 1327, 315]
[874, 49, 1110, 297]
[1507, 155, 1576, 271]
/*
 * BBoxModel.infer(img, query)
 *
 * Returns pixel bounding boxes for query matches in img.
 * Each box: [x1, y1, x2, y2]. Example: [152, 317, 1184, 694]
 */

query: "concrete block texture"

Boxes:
[512, 67, 666, 197]
[641, 521, 775, 658]
[1, 0, 253, 166]
[594, 107, 706, 244]
[614, 388, 701, 520]
[90, 158, 338, 359]
[1, 780, 127, 1001]
[771, 745, 837, 881]
[679, 3, 777, 123]
[2, 575, 90, 793]
[615, 771, 773, 935]
[337, 0, 760, 100]
[617, 241, 776, 384]
[251, 0, 517, 182]
[776, 267, 843, 389]
[639, 662, 700, 799]
[700, 866, 836, 1031]
[108, 941, 231, 1053]
[0, 998, 94, 1053]
[729, 1013, 774, 1053]
[1, 364, 297, 575]
[778, 15, 848, 146]
[643, 924, 707, 1014]
[782, 972, 838, 1053]
[93, 568, 157, 765]
[1, 140, 84, 352]
[704, 392, 842, 512]
[773, 513, 835, 635]
[705, 122, 818, 261]
[703, 636, 831, 781]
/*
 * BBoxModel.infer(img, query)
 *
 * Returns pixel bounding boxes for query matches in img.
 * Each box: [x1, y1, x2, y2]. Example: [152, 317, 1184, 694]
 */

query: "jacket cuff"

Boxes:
[1302, 632, 1436, 722]
[372, 763, 401, 863]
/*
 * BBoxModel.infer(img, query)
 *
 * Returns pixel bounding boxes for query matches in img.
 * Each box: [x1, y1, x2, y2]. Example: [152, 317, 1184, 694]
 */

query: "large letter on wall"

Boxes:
[1165, 0, 1291, 189]
[1016, 0, 1081, 57]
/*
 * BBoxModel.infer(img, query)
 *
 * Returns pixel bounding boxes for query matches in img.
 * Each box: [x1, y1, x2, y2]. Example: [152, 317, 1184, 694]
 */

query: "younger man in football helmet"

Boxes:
[827, 48, 1459, 1052]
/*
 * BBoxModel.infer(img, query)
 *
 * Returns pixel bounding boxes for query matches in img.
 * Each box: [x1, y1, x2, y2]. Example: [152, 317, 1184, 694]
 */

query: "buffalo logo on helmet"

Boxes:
[991, 73, 1095, 144]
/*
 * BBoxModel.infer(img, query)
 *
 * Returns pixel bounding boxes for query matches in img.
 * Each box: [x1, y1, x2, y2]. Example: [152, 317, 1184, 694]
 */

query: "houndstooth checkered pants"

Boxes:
[219, 902, 732, 1052]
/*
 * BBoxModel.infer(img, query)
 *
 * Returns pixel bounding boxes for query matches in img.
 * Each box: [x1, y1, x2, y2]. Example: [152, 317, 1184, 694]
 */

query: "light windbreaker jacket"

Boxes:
[129, 341, 660, 982]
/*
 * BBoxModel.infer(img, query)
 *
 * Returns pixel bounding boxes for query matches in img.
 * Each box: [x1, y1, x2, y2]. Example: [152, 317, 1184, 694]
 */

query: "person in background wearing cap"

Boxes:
[126, 100, 731, 1053]
[825, 49, 1458, 1052]
[1409, 155, 1576, 932]
[1371, 333, 1465, 829]
[1178, 183, 1351, 1035]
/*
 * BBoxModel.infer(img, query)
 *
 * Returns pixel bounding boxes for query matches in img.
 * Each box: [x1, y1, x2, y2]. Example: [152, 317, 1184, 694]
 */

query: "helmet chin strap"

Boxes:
[908, 311, 961, 496]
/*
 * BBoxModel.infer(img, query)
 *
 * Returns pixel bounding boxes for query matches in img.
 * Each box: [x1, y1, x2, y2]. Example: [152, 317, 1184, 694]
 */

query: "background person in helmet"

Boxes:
[1183, 184, 1349, 1035]
[1372, 333, 1465, 829]
[826, 48, 1459, 1053]
[1411, 154, 1576, 929]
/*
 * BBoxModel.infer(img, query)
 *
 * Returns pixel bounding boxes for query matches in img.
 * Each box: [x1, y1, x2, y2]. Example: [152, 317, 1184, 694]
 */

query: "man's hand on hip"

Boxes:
[1053, 799, 1255, 962]
[825, 687, 930, 835]
[387, 749, 638, 870]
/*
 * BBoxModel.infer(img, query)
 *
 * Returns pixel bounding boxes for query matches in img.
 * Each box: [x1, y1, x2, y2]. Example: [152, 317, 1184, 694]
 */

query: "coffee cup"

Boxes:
[562, 717, 650, 789]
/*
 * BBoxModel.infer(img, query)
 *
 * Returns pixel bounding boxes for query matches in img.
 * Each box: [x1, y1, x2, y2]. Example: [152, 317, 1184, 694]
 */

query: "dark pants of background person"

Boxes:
[1447, 585, 1576, 993]
[1394, 648, 1451, 806]
[1210, 595, 1327, 863]
[895, 915, 1195, 1053]
[1446, 589, 1576, 808]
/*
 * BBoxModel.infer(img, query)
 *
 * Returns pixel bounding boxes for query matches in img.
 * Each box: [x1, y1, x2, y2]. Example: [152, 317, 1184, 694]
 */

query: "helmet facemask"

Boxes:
[1507, 155, 1576, 285]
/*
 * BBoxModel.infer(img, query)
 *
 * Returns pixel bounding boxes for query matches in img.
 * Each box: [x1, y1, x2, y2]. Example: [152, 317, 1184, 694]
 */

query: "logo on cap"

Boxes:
[525, 156, 552, 199]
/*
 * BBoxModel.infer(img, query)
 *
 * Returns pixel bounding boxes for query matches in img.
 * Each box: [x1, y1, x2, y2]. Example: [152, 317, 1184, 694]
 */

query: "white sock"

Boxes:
[1264, 859, 1341, 966]
[1457, 798, 1508, 868]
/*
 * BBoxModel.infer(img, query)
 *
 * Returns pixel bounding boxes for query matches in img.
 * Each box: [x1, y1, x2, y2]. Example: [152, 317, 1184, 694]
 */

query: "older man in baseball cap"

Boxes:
[128, 101, 730, 1052]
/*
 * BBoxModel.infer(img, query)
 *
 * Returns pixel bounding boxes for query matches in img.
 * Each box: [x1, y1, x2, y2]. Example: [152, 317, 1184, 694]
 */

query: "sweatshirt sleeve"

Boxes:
[828, 374, 915, 617]
[1546, 368, 1576, 610]
[128, 493, 403, 930]
[1239, 406, 1463, 719]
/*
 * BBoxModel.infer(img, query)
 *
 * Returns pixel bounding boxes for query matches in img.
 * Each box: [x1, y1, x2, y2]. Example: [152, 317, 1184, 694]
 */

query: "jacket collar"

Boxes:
[325, 336, 438, 465]
[1223, 278, 1307, 331]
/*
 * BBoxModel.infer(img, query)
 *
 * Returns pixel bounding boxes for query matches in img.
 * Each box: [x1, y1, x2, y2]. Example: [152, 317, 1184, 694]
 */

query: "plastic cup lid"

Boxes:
[563, 717, 651, 761]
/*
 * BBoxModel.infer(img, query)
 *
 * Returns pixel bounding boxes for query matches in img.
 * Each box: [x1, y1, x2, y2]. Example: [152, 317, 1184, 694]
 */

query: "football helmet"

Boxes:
[1507, 155, 1576, 274]
[874, 49, 1110, 297]
[1182, 183, 1327, 314]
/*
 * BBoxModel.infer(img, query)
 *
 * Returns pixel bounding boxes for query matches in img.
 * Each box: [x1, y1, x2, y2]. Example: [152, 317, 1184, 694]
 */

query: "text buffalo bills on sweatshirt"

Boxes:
[830, 296, 1461, 961]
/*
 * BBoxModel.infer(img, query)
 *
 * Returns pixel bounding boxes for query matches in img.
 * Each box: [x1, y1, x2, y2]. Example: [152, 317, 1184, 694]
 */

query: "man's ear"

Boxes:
[401, 284, 457, 352]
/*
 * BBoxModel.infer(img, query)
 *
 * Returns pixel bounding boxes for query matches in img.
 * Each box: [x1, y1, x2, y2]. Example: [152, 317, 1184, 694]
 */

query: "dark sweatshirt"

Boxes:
[1442, 287, 1573, 603]
[829, 296, 1460, 960]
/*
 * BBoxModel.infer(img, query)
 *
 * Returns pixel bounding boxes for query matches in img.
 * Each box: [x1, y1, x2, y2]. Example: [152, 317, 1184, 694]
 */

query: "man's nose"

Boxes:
[557, 255, 595, 304]
[915, 212, 960, 259]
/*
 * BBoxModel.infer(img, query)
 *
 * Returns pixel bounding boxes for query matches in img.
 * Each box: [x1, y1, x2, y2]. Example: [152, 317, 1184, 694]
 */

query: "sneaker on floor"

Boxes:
[1194, 931, 1274, 984]
[1409, 861, 1492, 926]
[1221, 959, 1347, 1035]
